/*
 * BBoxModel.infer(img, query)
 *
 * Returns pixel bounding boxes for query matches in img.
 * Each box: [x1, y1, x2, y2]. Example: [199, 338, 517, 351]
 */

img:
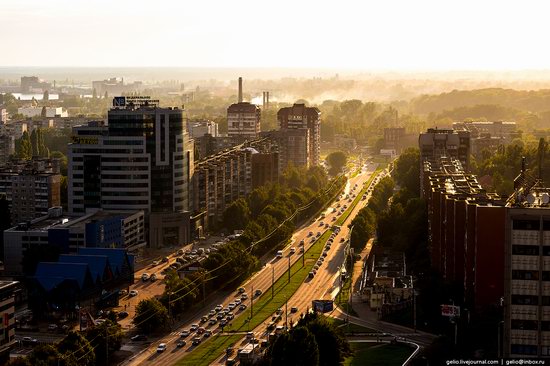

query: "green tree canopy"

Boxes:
[270, 326, 319, 366]
[57, 331, 95, 366]
[85, 320, 123, 366]
[222, 198, 251, 232]
[326, 151, 348, 176]
[133, 298, 168, 333]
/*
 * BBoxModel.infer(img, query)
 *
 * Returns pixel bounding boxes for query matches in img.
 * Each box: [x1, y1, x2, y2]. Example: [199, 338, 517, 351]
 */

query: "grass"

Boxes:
[343, 342, 414, 366]
[327, 318, 378, 334]
[178, 230, 334, 365]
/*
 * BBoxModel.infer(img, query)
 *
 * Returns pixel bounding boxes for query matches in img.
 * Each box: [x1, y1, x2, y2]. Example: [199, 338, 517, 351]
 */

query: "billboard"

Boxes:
[312, 300, 334, 313]
[441, 304, 460, 317]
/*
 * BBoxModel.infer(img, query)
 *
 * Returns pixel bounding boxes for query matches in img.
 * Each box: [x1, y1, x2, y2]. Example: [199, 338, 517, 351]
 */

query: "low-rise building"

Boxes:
[3, 207, 145, 276]
[0, 281, 18, 364]
[17, 106, 68, 118]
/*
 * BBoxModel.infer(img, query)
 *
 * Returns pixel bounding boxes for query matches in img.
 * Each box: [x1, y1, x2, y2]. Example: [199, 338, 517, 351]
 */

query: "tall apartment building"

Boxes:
[261, 129, 310, 172]
[187, 119, 219, 139]
[277, 103, 321, 167]
[0, 158, 61, 225]
[384, 127, 406, 153]
[0, 281, 18, 364]
[419, 128, 470, 170]
[503, 169, 550, 358]
[423, 156, 506, 310]
[227, 77, 261, 139]
[68, 97, 194, 248]
[191, 139, 276, 231]
[0, 135, 15, 165]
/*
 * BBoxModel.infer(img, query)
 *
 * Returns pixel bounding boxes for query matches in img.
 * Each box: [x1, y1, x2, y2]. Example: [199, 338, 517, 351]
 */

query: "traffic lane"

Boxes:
[134, 168, 375, 365]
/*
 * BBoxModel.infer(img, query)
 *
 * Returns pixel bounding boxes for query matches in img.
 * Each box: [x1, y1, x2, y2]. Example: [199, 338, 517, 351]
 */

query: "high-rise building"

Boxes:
[68, 97, 194, 248]
[261, 129, 310, 172]
[277, 103, 321, 167]
[0, 158, 61, 225]
[227, 77, 261, 139]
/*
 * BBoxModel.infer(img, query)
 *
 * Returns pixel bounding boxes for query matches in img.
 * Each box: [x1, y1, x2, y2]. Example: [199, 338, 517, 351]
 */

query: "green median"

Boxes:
[177, 230, 333, 365]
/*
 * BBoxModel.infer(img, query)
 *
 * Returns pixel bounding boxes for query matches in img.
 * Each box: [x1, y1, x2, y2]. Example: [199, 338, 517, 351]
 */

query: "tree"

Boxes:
[43, 90, 49, 101]
[57, 331, 95, 366]
[159, 271, 199, 316]
[85, 320, 123, 366]
[28, 344, 66, 366]
[5, 357, 32, 366]
[41, 106, 47, 118]
[133, 298, 168, 333]
[31, 129, 39, 157]
[270, 326, 319, 366]
[393, 147, 420, 196]
[50, 151, 68, 174]
[222, 198, 250, 232]
[326, 151, 348, 176]
[16, 131, 33, 160]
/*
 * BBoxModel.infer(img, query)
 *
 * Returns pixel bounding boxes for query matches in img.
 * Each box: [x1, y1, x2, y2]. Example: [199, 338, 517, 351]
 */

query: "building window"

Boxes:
[511, 319, 538, 330]
[511, 295, 538, 305]
[511, 344, 538, 355]
[512, 270, 539, 280]
[513, 220, 540, 230]
[512, 245, 539, 256]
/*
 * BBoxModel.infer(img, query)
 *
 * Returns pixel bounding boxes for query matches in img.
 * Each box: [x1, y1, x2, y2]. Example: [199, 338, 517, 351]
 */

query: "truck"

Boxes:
[312, 299, 334, 313]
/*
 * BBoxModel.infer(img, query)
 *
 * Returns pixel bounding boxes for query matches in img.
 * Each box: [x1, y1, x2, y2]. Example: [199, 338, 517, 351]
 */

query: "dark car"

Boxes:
[118, 311, 129, 319]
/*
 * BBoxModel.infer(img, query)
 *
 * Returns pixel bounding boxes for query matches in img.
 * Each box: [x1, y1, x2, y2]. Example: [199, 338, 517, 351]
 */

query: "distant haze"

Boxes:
[2, 0, 550, 70]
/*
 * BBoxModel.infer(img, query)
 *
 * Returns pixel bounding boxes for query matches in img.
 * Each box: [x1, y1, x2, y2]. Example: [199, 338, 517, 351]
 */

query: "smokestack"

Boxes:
[238, 77, 243, 103]
[266, 91, 269, 109]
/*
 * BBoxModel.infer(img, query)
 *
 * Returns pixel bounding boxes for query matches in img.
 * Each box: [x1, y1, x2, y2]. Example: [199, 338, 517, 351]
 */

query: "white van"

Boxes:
[276, 250, 283, 258]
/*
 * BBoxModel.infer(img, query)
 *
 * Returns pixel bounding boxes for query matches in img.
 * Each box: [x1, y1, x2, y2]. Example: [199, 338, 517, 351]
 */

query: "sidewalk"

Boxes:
[351, 238, 374, 294]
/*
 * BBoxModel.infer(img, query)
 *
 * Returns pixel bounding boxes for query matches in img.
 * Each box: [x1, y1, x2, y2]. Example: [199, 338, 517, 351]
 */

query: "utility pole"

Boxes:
[411, 275, 416, 333]
[251, 285, 254, 318]
[285, 295, 288, 330]
[272, 266, 274, 299]
[105, 325, 109, 365]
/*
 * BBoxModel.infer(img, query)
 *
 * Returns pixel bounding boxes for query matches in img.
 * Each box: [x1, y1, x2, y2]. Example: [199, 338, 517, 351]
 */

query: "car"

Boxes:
[176, 257, 185, 264]
[215, 304, 223, 312]
[340, 237, 345, 243]
[319, 221, 324, 226]
[129, 290, 138, 297]
[322, 252, 328, 257]
[332, 216, 336, 222]
[190, 324, 199, 331]
[226, 312, 234, 320]
[161, 257, 169, 263]
[156, 343, 167, 353]
[209, 310, 217, 317]
[237, 287, 245, 294]
[191, 250, 198, 255]
[177, 249, 184, 255]
[254, 289, 262, 297]
[276, 308, 283, 315]
[118, 311, 129, 319]
[228, 302, 236, 310]
[246, 332, 254, 339]
[289, 247, 296, 254]
[320, 257, 325, 262]
[241, 293, 248, 300]
[48, 324, 58, 331]
[152, 260, 160, 266]
[291, 306, 298, 313]
[220, 320, 228, 327]
[131, 334, 147, 341]
[316, 232, 321, 237]
[22, 336, 38, 345]
[141, 273, 149, 281]
[314, 264, 319, 270]
[119, 289, 128, 296]
[180, 330, 190, 337]
[200, 316, 208, 323]
[192, 337, 202, 346]
[203, 330, 212, 337]
[150, 274, 157, 282]
[209, 318, 217, 325]
[308, 271, 315, 278]
[176, 340, 186, 348]
[197, 327, 206, 334]
[217, 313, 225, 320]
[324, 223, 329, 228]
[300, 246, 305, 253]
[239, 304, 247, 311]
[308, 231, 313, 237]
[234, 299, 242, 305]
[276, 250, 283, 258]
[267, 321, 275, 330]
[300, 239, 305, 245]
[310, 237, 315, 243]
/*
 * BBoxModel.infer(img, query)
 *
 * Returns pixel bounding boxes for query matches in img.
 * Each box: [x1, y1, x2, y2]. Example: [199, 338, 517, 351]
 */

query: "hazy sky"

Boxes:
[2, 0, 550, 70]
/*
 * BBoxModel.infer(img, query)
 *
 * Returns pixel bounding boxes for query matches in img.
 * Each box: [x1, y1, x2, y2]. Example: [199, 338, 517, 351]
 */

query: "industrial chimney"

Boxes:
[238, 77, 243, 103]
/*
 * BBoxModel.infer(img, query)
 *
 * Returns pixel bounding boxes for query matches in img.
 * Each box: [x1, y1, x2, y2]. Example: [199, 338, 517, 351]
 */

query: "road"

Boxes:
[209, 163, 385, 365]
[124, 161, 378, 366]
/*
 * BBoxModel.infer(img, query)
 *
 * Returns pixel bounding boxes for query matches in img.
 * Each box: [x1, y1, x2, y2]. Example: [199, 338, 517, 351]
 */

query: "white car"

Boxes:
[156, 343, 167, 353]
[180, 330, 190, 337]
[290, 247, 296, 254]
[129, 290, 138, 297]
[190, 324, 199, 331]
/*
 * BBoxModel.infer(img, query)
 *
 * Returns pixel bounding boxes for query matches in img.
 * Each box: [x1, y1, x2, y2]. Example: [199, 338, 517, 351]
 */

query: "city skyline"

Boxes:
[3, 0, 550, 70]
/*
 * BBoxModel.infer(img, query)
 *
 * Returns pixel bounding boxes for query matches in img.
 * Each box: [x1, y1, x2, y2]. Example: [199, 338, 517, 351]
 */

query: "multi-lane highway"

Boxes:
[123, 161, 379, 366]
